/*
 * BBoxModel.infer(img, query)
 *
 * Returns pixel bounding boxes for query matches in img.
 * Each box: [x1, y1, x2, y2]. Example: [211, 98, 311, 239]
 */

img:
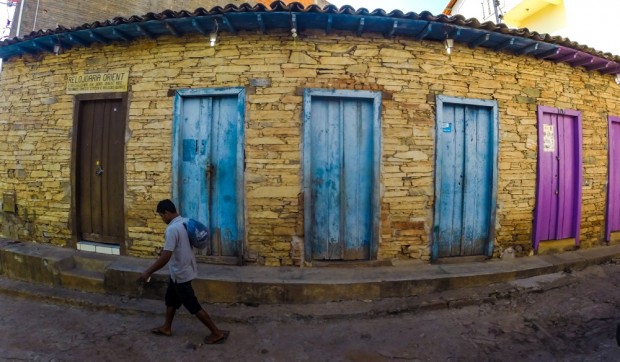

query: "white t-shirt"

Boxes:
[163, 216, 197, 283]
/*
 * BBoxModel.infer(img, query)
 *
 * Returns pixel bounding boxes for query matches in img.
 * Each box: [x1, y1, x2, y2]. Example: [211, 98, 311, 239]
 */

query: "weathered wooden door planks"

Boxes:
[303, 89, 381, 261]
[606, 116, 620, 241]
[173, 88, 245, 258]
[433, 96, 498, 260]
[75, 95, 126, 246]
[533, 106, 582, 249]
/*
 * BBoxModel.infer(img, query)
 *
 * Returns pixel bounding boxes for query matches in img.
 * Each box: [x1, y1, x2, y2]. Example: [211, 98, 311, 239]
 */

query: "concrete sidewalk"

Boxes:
[2, 237, 620, 305]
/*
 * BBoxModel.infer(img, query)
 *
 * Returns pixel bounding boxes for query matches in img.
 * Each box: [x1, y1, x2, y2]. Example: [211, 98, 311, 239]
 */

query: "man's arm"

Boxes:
[138, 250, 172, 282]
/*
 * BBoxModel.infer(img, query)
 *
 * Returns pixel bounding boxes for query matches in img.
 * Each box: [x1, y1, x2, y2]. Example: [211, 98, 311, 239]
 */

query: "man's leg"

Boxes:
[196, 308, 222, 334]
[177, 281, 229, 343]
[152, 279, 180, 336]
[197, 308, 229, 344]
[162, 306, 176, 332]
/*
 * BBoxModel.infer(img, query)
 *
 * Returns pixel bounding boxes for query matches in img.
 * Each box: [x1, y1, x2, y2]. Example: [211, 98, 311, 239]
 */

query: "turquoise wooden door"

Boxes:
[433, 96, 498, 260]
[173, 88, 245, 257]
[303, 89, 381, 261]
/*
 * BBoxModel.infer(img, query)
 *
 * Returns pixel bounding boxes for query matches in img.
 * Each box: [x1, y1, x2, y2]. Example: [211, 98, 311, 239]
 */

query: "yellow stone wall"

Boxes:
[0, 30, 619, 266]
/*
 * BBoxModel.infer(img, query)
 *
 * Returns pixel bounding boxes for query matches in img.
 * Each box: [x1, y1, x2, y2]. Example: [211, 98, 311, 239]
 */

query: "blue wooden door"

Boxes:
[173, 88, 245, 257]
[433, 96, 498, 260]
[303, 90, 381, 261]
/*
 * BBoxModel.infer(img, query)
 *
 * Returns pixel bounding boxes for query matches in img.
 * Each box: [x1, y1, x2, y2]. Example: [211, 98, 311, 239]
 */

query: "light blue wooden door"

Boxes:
[304, 89, 381, 261]
[433, 96, 498, 260]
[173, 88, 245, 257]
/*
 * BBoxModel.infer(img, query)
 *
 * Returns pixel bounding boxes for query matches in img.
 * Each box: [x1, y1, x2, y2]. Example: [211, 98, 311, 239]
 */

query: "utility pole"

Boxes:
[492, 0, 501, 23]
[16, 0, 25, 36]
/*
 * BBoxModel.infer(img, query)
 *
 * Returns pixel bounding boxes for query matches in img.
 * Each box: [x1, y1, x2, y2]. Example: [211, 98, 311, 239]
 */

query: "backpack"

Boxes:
[183, 218, 210, 250]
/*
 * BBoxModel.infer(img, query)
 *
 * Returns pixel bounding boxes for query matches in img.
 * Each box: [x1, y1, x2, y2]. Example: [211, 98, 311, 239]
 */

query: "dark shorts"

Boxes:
[165, 278, 202, 315]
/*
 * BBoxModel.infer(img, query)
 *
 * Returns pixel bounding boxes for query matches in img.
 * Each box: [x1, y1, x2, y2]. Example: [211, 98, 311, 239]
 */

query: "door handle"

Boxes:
[95, 161, 104, 176]
[206, 164, 214, 178]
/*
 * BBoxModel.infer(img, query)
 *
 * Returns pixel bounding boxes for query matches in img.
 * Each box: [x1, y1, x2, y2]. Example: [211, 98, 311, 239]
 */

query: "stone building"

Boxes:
[0, 2, 619, 266]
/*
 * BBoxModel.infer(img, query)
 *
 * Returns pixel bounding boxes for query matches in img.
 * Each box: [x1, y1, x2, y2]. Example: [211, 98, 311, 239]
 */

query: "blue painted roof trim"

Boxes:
[1, 1, 619, 75]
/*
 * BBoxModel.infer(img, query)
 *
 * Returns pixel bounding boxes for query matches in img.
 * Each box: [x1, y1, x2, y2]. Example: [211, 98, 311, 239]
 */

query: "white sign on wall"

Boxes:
[66, 69, 129, 94]
[543, 124, 555, 152]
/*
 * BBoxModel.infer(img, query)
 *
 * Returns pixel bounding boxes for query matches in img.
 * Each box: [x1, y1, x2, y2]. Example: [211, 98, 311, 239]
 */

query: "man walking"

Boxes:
[138, 199, 229, 344]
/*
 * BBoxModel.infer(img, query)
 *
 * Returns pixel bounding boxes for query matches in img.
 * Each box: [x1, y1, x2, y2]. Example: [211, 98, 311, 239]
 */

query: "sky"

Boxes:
[327, 0, 448, 14]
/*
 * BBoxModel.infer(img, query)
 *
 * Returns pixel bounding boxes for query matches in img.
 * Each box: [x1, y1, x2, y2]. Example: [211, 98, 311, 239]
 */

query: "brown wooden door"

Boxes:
[76, 97, 125, 245]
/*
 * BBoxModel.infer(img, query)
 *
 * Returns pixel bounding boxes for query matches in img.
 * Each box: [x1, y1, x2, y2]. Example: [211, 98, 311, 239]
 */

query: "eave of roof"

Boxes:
[1, 1, 619, 76]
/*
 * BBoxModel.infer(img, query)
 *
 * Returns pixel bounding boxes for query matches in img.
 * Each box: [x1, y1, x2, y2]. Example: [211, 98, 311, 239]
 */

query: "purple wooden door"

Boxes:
[606, 116, 620, 240]
[533, 106, 582, 250]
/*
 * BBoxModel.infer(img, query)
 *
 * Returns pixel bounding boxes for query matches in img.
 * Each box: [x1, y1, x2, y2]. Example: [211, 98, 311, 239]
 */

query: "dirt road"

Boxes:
[1, 261, 620, 361]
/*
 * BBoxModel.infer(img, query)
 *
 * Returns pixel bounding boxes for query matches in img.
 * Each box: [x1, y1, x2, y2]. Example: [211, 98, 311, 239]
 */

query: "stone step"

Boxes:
[72, 252, 116, 273]
[59, 268, 105, 294]
[538, 238, 577, 255]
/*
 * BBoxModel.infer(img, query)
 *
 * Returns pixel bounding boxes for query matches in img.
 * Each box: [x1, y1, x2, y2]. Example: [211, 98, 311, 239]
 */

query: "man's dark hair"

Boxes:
[156, 199, 177, 214]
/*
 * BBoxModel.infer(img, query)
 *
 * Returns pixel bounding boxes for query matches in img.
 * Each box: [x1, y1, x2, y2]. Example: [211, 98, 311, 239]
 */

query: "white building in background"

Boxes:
[0, 0, 17, 40]
[444, 0, 620, 56]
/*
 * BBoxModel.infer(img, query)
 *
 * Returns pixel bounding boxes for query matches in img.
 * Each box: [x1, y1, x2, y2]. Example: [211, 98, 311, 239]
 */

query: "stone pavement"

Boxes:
[2, 237, 620, 307]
